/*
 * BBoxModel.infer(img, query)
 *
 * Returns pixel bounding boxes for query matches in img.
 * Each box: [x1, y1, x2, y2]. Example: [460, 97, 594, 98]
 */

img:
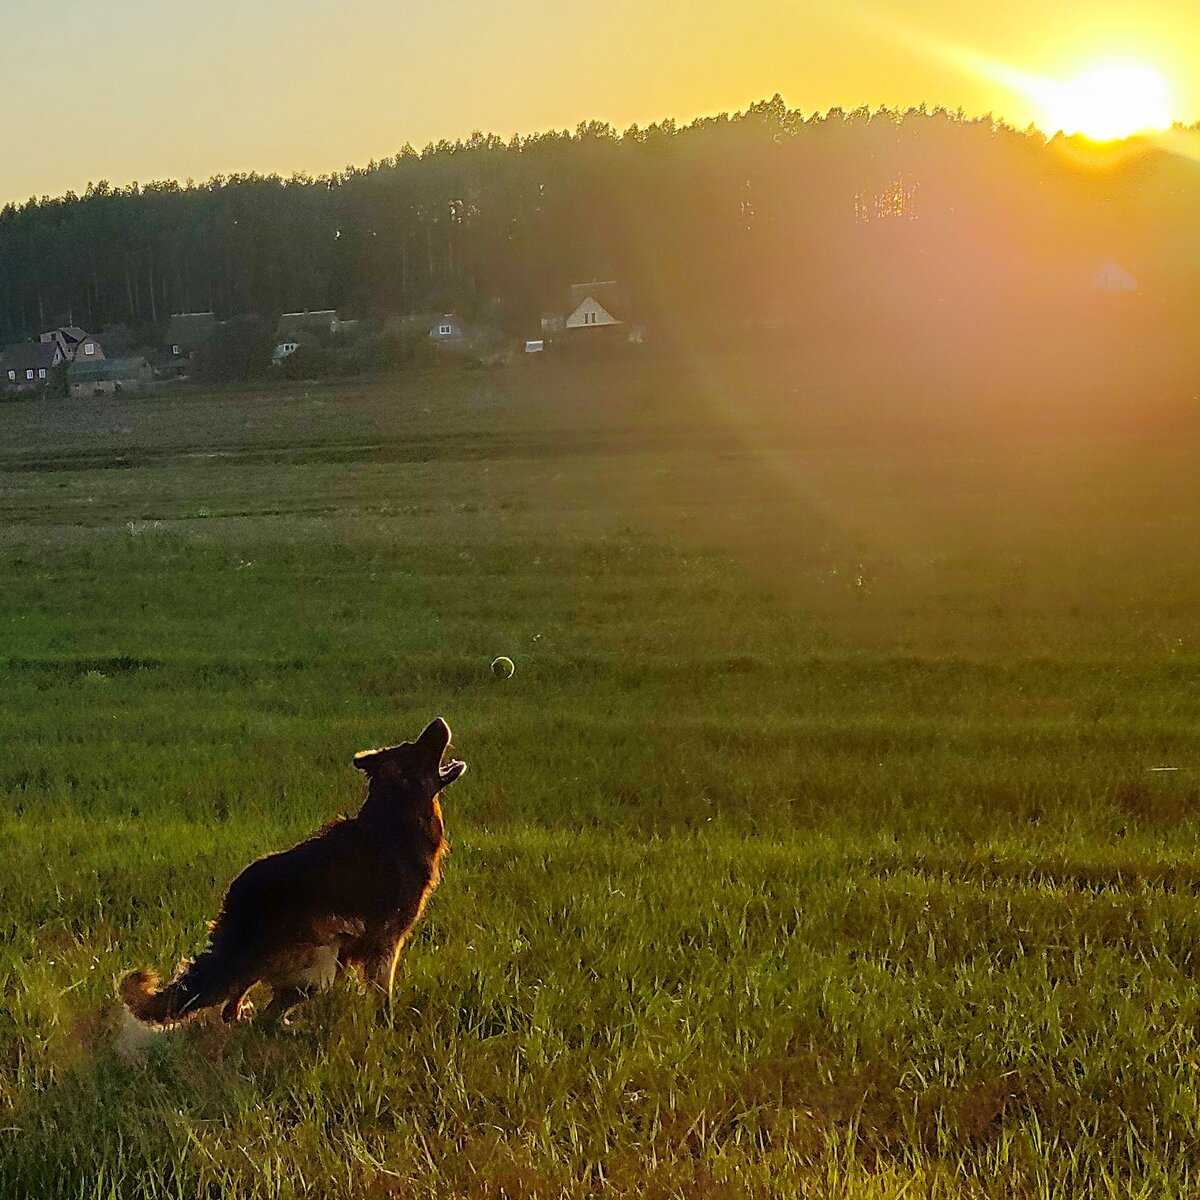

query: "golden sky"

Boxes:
[6, 0, 1198, 203]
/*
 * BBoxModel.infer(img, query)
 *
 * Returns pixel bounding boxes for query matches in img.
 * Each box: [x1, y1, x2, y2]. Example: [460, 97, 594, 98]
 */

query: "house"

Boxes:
[428, 313, 471, 348]
[565, 281, 624, 330]
[554, 281, 645, 348]
[2, 341, 63, 389]
[1093, 260, 1138, 293]
[67, 356, 154, 398]
[166, 312, 220, 357]
[40, 326, 104, 363]
[276, 310, 351, 340]
[426, 313, 506, 356]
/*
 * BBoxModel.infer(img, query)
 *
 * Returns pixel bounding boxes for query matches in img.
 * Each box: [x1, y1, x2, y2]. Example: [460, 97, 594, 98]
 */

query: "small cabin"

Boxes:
[564, 281, 624, 330]
[2, 341, 62, 389]
[428, 314, 470, 347]
[1093, 260, 1138, 293]
[68, 356, 154, 398]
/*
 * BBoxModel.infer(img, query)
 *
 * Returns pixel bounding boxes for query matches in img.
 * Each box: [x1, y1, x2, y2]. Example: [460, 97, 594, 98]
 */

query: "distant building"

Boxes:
[553, 281, 644, 348]
[272, 341, 303, 365]
[564, 281, 624, 330]
[276, 310, 353, 340]
[166, 312, 220, 357]
[40, 326, 104, 363]
[68, 356, 154, 398]
[1093, 260, 1138, 293]
[425, 313, 506, 356]
[428, 313, 471, 348]
[2, 341, 63, 389]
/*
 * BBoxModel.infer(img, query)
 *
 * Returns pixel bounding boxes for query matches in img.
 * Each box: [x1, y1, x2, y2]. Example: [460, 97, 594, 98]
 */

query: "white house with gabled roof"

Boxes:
[565, 281, 623, 329]
[1093, 260, 1138, 293]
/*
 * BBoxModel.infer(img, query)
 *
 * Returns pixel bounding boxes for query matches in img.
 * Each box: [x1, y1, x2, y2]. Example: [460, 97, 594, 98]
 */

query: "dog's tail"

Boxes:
[120, 949, 242, 1027]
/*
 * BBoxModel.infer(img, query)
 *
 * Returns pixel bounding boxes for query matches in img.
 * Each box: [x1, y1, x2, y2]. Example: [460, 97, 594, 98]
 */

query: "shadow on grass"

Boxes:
[0, 993, 334, 1197]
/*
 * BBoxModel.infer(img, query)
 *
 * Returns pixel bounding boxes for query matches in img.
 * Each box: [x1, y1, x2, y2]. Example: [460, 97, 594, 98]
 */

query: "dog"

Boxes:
[120, 717, 465, 1027]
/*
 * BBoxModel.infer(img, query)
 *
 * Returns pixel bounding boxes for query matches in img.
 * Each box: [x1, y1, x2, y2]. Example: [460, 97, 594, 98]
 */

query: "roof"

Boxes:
[566, 294, 624, 325]
[389, 311, 441, 334]
[68, 356, 151, 383]
[277, 310, 339, 337]
[166, 312, 219, 350]
[40, 325, 92, 345]
[568, 280, 623, 310]
[1093, 260, 1137, 292]
[2, 342, 59, 373]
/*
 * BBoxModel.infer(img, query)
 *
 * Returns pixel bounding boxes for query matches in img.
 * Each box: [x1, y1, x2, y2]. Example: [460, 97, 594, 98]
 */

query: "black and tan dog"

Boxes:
[120, 717, 465, 1027]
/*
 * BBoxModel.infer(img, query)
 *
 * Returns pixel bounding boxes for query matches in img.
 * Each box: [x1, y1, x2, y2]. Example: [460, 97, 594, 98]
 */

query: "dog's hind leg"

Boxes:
[359, 940, 406, 1018]
[381, 942, 404, 1000]
[261, 943, 340, 1026]
[261, 985, 314, 1027]
[221, 987, 254, 1023]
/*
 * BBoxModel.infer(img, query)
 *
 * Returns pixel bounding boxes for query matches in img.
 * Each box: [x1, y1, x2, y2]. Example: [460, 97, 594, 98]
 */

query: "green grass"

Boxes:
[3, 358, 1200, 1196]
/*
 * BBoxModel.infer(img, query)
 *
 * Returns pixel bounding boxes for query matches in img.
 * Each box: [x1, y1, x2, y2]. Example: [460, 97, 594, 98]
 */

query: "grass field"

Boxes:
[3, 353, 1200, 1197]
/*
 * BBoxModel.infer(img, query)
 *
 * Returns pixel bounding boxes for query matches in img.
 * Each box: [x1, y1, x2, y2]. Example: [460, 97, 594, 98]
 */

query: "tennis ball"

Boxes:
[491, 656, 515, 679]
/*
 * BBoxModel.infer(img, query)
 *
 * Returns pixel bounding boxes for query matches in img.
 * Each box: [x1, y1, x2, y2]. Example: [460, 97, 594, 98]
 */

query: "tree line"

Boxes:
[2, 97, 1199, 349]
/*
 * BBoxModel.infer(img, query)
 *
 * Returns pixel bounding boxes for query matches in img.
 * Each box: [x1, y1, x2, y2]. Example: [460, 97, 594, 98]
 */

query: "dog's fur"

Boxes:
[120, 717, 465, 1027]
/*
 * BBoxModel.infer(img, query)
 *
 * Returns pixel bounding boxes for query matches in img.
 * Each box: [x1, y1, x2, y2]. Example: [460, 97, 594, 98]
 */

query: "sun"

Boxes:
[1039, 63, 1172, 141]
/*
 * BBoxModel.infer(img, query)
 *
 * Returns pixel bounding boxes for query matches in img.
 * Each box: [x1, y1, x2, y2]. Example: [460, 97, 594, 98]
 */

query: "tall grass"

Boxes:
[3, 359, 1200, 1196]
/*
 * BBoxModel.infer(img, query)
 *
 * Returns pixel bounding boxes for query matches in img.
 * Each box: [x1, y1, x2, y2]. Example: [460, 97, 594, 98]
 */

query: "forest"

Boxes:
[2, 97, 1199, 351]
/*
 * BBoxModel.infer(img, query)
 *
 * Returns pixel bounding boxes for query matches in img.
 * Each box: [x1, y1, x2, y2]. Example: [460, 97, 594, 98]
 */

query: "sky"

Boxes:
[5, 0, 1199, 204]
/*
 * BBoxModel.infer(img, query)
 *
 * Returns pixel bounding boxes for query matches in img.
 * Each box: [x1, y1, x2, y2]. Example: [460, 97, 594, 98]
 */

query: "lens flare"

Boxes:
[831, 5, 1180, 144]
[1033, 63, 1172, 141]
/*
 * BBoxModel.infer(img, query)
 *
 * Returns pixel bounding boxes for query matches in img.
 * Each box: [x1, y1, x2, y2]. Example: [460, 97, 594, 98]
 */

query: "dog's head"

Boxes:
[353, 718, 467, 799]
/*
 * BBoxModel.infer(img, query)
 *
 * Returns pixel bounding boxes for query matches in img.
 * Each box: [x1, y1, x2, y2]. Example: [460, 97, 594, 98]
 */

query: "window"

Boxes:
[6, 370, 13, 382]
[25, 369, 33, 381]
[172, 344, 182, 356]
[38, 369, 46, 379]
[84, 343, 94, 355]
[439, 324, 453, 336]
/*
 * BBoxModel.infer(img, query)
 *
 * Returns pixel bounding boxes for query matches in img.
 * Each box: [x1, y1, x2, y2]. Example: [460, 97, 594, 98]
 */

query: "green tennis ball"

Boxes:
[491, 656, 515, 679]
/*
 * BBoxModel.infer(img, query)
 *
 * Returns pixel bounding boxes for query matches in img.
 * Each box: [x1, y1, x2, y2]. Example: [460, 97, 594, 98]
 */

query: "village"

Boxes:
[0, 281, 646, 399]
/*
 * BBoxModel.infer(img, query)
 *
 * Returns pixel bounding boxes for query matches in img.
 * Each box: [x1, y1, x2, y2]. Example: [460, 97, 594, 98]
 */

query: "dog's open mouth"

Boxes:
[416, 718, 466, 786]
[439, 751, 467, 786]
